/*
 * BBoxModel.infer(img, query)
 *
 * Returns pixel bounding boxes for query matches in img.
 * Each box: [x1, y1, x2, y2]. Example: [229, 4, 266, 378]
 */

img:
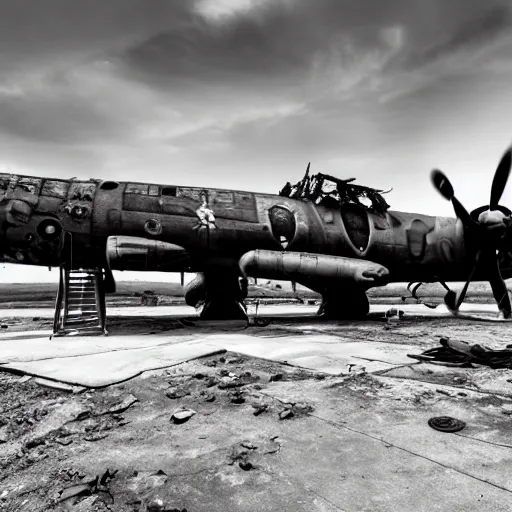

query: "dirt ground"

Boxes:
[1, 307, 512, 512]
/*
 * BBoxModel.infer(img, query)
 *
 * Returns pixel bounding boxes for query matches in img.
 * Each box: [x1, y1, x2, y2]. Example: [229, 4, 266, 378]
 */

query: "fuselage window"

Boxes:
[162, 186, 177, 197]
[126, 183, 149, 195]
[149, 185, 160, 196]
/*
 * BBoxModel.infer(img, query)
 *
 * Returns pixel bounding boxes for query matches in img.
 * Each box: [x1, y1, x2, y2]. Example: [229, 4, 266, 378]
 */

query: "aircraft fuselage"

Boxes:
[0, 174, 502, 284]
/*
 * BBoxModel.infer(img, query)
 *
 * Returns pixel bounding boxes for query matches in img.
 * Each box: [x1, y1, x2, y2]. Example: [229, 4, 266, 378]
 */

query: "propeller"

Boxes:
[431, 145, 512, 318]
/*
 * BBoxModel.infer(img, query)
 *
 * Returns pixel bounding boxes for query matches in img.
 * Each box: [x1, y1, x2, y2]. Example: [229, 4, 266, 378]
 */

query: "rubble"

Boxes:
[102, 393, 139, 415]
[171, 408, 196, 424]
[252, 403, 268, 416]
[279, 409, 294, 420]
[230, 391, 245, 404]
[56, 469, 116, 504]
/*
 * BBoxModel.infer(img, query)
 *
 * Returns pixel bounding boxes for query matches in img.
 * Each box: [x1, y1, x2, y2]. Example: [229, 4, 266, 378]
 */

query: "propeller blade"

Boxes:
[431, 170, 454, 200]
[487, 251, 512, 318]
[490, 147, 512, 210]
[455, 249, 481, 309]
[444, 250, 481, 313]
[451, 196, 479, 230]
[431, 169, 478, 229]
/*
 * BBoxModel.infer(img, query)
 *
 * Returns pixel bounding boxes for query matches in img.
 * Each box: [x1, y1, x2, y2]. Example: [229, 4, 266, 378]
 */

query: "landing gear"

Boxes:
[185, 270, 248, 321]
[317, 288, 369, 320]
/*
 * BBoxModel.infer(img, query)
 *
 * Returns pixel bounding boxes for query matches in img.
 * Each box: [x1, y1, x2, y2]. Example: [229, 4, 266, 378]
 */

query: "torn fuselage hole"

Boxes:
[144, 219, 162, 236]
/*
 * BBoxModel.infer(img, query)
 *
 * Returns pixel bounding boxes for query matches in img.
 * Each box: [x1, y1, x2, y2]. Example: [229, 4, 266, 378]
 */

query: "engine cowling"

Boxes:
[239, 249, 389, 288]
[106, 236, 190, 272]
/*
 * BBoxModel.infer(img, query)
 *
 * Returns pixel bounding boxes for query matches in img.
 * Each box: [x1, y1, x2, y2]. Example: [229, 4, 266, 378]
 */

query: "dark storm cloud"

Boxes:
[0, 0, 197, 145]
[124, 0, 406, 86]
[0, 0, 511, 202]
[0, 0, 192, 68]
[408, 3, 512, 68]
[123, 0, 512, 88]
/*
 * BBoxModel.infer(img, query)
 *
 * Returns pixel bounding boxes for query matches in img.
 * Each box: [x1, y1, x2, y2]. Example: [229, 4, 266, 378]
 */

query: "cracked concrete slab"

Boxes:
[0, 331, 417, 387]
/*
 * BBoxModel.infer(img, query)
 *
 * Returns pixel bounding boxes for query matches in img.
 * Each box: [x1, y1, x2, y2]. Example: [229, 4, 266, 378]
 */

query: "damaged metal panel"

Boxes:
[16, 177, 42, 195]
[160, 199, 196, 217]
[124, 194, 161, 213]
[69, 181, 96, 202]
[123, 183, 161, 213]
[41, 179, 69, 199]
[36, 196, 63, 214]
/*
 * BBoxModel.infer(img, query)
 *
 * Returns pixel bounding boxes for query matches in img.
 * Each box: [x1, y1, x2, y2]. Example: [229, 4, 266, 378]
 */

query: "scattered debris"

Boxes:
[55, 438, 73, 446]
[279, 409, 294, 420]
[252, 403, 268, 416]
[409, 337, 512, 369]
[239, 460, 253, 471]
[428, 416, 466, 433]
[230, 391, 245, 404]
[141, 290, 159, 306]
[57, 482, 95, 503]
[24, 436, 46, 450]
[166, 387, 191, 399]
[0, 428, 9, 444]
[127, 470, 168, 498]
[103, 393, 139, 415]
[384, 308, 404, 328]
[228, 441, 257, 471]
[84, 432, 109, 442]
[265, 436, 282, 454]
[226, 357, 244, 364]
[218, 376, 244, 389]
[56, 469, 116, 503]
[171, 408, 196, 424]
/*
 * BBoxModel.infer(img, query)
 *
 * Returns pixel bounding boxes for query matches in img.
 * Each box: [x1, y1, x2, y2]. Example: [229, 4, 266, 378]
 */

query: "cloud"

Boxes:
[0, 0, 510, 216]
[411, 3, 512, 67]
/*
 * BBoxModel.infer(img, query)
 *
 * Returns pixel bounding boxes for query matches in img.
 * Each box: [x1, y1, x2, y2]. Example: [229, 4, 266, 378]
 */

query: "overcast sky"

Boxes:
[1, 0, 512, 216]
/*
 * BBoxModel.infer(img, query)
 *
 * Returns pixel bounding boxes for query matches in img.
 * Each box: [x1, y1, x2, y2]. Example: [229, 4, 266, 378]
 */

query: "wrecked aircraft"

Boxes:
[0, 144, 511, 335]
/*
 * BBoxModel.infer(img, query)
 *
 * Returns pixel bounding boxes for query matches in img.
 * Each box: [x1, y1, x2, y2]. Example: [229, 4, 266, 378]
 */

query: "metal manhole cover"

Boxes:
[428, 416, 466, 433]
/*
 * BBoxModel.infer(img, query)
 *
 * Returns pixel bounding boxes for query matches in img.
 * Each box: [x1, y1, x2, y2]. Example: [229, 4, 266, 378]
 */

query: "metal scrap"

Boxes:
[408, 336, 512, 369]
[279, 164, 391, 214]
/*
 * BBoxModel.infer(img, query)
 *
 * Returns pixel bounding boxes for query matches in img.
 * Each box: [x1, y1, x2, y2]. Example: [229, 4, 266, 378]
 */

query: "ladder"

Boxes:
[52, 234, 107, 337]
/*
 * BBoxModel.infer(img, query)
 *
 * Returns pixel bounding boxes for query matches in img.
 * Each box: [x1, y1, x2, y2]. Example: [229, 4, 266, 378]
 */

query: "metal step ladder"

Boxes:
[52, 234, 107, 337]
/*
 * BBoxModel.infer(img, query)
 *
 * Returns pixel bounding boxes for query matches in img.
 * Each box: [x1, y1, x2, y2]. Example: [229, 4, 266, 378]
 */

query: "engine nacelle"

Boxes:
[106, 236, 190, 272]
[239, 249, 389, 288]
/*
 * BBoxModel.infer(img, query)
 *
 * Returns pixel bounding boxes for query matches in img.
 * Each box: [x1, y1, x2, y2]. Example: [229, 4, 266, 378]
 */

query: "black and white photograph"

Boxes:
[1, 1, 512, 510]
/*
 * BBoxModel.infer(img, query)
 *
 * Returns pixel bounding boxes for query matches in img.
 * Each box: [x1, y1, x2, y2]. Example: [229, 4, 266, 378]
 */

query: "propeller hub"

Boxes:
[477, 209, 507, 227]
